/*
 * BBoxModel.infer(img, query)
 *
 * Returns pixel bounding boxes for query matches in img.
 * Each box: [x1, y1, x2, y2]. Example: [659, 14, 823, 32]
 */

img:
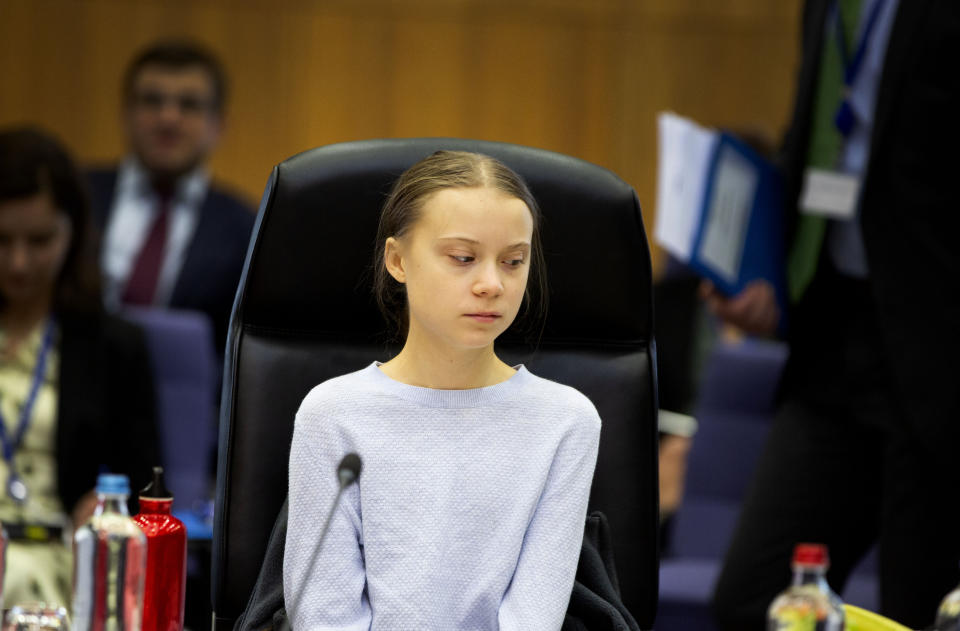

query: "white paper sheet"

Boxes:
[654, 112, 719, 261]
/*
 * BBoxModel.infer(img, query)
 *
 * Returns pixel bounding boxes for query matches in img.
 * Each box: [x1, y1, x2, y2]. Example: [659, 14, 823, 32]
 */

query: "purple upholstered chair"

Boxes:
[656, 337, 879, 629]
[657, 337, 787, 630]
[123, 306, 217, 538]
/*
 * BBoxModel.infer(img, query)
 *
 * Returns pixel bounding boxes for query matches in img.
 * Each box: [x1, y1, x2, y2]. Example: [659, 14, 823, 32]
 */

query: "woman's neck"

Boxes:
[380, 337, 515, 390]
[1, 294, 53, 346]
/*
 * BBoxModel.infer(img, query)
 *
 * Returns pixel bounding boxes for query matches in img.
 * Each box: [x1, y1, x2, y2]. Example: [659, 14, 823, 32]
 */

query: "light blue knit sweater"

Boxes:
[284, 362, 601, 631]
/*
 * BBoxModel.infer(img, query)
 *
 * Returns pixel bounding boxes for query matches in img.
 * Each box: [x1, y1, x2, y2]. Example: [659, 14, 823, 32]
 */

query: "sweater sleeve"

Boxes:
[283, 399, 371, 631]
[498, 405, 601, 630]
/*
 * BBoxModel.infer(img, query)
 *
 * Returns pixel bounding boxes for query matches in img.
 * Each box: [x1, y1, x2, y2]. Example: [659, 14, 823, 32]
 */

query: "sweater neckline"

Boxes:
[367, 362, 530, 408]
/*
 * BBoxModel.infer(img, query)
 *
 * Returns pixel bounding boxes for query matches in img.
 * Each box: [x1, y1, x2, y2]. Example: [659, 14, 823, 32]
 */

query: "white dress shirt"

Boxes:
[100, 157, 208, 309]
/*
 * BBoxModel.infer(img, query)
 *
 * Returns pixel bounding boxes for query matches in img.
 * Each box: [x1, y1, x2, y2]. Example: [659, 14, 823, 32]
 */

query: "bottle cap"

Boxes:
[139, 466, 173, 500]
[792, 542, 829, 567]
[96, 473, 131, 496]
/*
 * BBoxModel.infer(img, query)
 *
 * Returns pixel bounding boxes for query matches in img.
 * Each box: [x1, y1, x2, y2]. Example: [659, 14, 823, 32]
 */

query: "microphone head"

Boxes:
[337, 452, 362, 487]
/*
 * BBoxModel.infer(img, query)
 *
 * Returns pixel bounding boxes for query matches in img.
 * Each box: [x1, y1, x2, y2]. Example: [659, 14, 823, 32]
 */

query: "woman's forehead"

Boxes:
[417, 187, 531, 232]
[0, 192, 65, 226]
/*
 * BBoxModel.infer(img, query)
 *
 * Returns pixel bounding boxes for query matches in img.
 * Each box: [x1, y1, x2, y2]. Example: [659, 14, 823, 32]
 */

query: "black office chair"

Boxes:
[211, 138, 659, 630]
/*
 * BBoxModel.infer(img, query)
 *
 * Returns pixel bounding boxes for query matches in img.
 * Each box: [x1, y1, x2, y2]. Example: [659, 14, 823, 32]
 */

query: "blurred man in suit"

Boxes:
[88, 39, 254, 355]
[707, 1, 960, 627]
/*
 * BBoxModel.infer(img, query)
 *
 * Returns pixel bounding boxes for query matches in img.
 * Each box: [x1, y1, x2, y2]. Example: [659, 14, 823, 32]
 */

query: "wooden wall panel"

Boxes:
[0, 0, 802, 274]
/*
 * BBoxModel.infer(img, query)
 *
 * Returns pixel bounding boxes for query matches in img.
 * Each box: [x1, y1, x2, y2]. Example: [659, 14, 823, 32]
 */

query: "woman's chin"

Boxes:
[0, 283, 48, 308]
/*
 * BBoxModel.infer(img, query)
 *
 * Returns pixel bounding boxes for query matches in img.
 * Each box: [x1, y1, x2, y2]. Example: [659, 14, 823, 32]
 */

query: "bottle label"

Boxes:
[769, 606, 817, 631]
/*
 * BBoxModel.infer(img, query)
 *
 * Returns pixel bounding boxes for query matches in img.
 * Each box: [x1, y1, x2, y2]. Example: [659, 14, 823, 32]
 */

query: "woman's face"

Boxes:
[0, 192, 72, 309]
[385, 186, 533, 353]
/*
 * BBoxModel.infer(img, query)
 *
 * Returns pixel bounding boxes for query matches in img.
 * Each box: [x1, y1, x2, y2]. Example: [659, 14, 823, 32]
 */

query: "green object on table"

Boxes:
[843, 604, 913, 631]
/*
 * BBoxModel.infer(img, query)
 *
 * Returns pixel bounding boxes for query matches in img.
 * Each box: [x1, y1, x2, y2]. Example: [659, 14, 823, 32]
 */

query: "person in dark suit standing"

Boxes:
[0, 126, 159, 606]
[88, 40, 254, 355]
[705, 1, 960, 628]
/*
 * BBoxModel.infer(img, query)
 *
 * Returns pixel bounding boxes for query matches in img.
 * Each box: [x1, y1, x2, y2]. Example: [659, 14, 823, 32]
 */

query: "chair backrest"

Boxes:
[212, 138, 659, 629]
[123, 306, 217, 515]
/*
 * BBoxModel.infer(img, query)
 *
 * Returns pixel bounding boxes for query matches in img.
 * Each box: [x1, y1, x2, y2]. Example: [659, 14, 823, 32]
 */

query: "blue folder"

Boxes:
[686, 132, 788, 326]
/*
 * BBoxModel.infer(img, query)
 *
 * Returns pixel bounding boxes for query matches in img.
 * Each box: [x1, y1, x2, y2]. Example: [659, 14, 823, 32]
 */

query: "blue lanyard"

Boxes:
[832, 0, 888, 137]
[0, 318, 56, 466]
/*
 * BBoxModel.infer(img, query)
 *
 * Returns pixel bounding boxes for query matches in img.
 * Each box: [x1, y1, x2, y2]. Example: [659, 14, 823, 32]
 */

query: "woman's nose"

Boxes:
[8, 241, 30, 271]
[472, 262, 504, 296]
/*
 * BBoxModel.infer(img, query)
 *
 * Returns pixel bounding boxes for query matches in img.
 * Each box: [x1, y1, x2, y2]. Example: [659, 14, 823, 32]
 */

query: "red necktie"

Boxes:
[122, 187, 173, 305]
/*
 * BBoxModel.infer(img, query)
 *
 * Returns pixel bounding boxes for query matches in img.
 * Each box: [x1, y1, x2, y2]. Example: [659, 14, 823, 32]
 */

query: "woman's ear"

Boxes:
[384, 237, 406, 284]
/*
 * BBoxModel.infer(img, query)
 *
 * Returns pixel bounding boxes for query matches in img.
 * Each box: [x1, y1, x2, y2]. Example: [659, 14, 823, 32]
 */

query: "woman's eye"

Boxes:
[450, 255, 474, 264]
[503, 257, 525, 267]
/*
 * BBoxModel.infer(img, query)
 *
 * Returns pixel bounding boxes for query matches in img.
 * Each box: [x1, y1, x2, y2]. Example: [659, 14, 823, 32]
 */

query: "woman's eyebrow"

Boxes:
[436, 236, 531, 250]
[437, 236, 480, 244]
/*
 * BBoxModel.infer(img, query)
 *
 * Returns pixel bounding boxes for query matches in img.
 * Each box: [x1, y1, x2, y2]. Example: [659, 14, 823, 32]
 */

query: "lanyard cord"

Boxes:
[833, 0, 888, 87]
[0, 318, 56, 465]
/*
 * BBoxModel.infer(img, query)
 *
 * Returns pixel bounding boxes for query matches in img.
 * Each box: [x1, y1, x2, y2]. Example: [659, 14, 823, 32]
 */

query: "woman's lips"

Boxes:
[465, 313, 501, 323]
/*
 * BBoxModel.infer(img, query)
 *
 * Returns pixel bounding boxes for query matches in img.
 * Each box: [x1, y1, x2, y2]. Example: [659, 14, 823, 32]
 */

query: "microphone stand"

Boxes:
[279, 454, 362, 631]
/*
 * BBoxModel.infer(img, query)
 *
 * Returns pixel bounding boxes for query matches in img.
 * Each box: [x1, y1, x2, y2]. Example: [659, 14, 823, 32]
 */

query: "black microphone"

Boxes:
[283, 452, 363, 629]
[337, 452, 362, 488]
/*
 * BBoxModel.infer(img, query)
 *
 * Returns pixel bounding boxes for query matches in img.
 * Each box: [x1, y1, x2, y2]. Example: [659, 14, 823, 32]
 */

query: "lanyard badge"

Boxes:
[0, 318, 56, 504]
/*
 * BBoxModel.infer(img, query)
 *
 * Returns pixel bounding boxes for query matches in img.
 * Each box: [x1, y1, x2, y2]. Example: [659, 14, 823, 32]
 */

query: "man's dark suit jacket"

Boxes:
[56, 310, 160, 513]
[780, 1, 959, 466]
[86, 168, 255, 356]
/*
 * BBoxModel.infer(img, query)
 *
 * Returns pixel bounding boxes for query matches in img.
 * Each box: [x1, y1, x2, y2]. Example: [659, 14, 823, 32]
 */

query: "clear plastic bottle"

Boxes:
[71, 473, 148, 631]
[767, 543, 845, 631]
[936, 583, 960, 630]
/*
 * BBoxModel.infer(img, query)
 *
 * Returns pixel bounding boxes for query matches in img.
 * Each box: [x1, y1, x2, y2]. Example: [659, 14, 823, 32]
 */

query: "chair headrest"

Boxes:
[236, 138, 652, 347]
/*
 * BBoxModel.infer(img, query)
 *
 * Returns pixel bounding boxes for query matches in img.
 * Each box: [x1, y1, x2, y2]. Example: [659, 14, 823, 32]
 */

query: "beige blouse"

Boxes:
[0, 320, 71, 608]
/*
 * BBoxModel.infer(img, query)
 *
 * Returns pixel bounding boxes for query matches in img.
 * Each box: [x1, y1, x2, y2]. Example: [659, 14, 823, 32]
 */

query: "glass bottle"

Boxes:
[936, 582, 960, 631]
[767, 543, 844, 631]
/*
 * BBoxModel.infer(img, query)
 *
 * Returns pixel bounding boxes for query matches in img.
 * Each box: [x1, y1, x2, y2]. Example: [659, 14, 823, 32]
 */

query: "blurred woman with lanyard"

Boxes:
[0, 126, 159, 607]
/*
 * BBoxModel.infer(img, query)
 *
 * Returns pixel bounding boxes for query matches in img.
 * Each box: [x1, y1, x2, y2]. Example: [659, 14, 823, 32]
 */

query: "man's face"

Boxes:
[125, 65, 222, 179]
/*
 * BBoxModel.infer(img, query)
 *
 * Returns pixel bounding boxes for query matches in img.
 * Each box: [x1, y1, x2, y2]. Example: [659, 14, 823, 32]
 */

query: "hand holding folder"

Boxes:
[699, 278, 780, 337]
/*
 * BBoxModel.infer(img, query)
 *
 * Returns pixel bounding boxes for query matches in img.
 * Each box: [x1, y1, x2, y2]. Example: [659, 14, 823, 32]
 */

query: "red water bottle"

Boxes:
[134, 467, 187, 631]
